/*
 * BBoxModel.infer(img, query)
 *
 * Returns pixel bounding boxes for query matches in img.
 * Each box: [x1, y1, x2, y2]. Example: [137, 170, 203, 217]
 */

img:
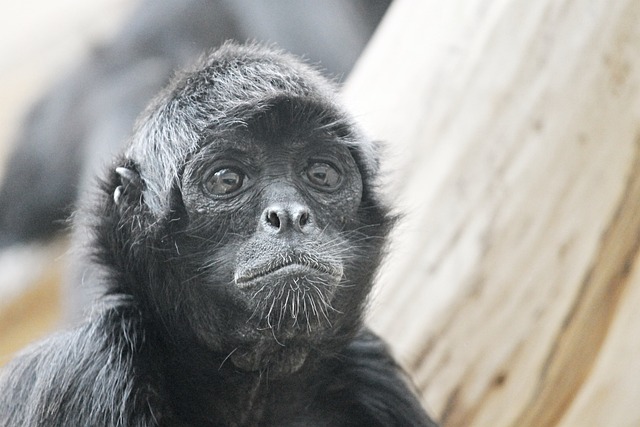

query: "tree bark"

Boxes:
[345, 0, 640, 425]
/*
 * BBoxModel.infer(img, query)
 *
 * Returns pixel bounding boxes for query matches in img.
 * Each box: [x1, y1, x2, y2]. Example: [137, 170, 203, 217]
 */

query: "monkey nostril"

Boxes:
[298, 210, 309, 228]
[266, 210, 281, 229]
[263, 206, 310, 233]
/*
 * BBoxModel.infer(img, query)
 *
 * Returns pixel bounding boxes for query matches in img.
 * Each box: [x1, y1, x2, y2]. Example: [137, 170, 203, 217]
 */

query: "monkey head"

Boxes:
[92, 43, 391, 374]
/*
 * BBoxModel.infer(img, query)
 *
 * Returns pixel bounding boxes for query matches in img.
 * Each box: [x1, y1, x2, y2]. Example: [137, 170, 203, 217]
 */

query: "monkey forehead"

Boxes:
[125, 43, 379, 215]
[160, 42, 339, 122]
[180, 45, 335, 104]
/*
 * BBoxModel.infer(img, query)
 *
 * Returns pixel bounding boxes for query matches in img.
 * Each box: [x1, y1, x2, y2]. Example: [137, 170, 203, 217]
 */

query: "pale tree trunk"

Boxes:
[344, 0, 640, 426]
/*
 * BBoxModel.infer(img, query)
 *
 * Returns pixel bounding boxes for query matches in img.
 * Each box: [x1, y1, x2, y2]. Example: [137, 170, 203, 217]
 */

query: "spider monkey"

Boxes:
[0, 43, 438, 427]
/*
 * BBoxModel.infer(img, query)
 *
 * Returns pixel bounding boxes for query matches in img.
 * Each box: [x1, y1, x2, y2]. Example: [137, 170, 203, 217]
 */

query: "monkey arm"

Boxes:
[0, 301, 167, 427]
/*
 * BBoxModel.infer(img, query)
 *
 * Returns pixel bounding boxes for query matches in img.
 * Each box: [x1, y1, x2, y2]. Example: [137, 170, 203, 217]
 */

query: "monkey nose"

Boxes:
[262, 205, 311, 233]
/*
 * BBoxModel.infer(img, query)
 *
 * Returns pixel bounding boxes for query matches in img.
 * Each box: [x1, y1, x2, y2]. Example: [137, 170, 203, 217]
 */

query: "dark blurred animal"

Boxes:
[0, 43, 437, 427]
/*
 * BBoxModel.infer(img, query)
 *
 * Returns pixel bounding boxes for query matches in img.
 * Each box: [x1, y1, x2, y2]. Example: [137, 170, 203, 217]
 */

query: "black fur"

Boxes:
[0, 43, 437, 427]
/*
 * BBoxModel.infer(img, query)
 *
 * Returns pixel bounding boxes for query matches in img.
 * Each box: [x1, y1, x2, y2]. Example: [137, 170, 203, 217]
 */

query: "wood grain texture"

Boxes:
[344, 0, 640, 425]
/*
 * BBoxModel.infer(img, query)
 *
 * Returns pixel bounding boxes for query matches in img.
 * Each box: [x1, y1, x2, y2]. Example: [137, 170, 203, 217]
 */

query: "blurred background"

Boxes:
[3, 1, 640, 426]
[0, 0, 133, 363]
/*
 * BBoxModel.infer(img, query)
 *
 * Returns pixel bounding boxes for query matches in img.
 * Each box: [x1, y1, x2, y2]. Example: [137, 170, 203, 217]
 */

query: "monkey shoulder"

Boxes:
[312, 329, 438, 427]
[0, 301, 166, 427]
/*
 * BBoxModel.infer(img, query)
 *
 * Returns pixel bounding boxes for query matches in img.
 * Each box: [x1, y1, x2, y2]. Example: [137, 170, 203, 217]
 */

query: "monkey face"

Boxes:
[183, 122, 361, 321]
[165, 99, 384, 371]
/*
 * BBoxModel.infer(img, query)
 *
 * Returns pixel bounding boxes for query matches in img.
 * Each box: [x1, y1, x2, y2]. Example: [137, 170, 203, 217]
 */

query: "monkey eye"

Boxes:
[204, 167, 245, 196]
[305, 162, 341, 190]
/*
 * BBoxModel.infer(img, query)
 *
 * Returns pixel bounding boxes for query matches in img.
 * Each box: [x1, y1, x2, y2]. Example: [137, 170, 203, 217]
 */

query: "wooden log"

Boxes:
[344, 0, 640, 425]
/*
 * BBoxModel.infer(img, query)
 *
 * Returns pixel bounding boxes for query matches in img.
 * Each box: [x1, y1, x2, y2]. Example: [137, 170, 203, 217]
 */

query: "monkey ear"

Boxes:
[113, 165, 144, 207]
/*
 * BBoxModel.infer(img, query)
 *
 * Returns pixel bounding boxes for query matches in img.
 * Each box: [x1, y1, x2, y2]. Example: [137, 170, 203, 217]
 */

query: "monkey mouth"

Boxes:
[235, 253, 343, 287]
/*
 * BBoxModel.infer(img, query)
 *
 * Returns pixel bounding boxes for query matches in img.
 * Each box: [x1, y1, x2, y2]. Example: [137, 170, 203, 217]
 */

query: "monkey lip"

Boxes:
[235, 254, 342, 287]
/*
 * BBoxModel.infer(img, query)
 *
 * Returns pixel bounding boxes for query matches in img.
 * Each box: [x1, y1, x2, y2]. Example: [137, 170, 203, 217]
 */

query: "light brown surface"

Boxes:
[345, 0, 640, 425]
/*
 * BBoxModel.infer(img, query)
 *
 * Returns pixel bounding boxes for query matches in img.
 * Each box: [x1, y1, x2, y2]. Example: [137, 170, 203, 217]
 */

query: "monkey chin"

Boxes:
[238, 265, 343, 334]
[228, 265, 344, 374]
